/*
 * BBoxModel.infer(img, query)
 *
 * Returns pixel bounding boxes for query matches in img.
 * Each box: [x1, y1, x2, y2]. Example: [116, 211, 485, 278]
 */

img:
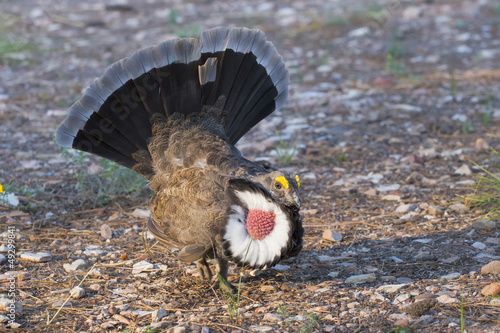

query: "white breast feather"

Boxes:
[224, 190, 290, 267]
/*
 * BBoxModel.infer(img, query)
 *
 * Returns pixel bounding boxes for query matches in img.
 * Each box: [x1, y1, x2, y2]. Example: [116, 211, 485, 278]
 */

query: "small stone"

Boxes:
[70, 286, 85, 299]
[263, 313, 282, 322]
[172, 326, 187, 333]
[272, 264, 290, 272]
[348, 27, 369, 38]
[454, 164, 472, 176]
[391, 256, 403, 263]
[20, 252, 52, 262]
[322, 230, 343, 242]
[0, 298, 23, 315]
[249, 325, 273, 332]
[393, 318, 409, 327]
[393, 103, 422, 113]
[421, 177, 437, 186]
[436, 295, 458, 304]
[63, 259, 89, 272]
[440, 272, 461, 280]
[428, 205, 443, 215]
[376, 284, 407, 293]
[345, 273, 376, 284]
[485, 238, 500, 245]
[395, 204, 417, 213]
[402, 6, 423, 19]
[481, 283, 500, 296]
[132, 260, 155, 275]
[440, 256, 460, 264]
[151, 308, 167, 322]
[382, 195, 401, 201]
[347, 301, 359, 309]
[475, 138, 490, 152]
[0, 254, 5, 265]
[0, 245, 8, 252]
[328, 271, 339, 278]
[89, 284, 101, 291]
[52, 300, 72, 307]
[260, 285, 277, 292]
[472, 242, 487, 250]
[481, 261, 500, 275]
[472, 219, 497, 230]
[449, 203, 468, 212]
[406, 299, 436, 317]
[396, 277, 412, 284]
[131, 208, 150, 218]
[83, 249, 103, 256]
[100, 224, 113, 239]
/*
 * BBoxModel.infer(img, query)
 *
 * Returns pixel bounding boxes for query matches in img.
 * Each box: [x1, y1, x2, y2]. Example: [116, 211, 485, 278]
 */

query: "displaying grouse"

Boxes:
[56, 27, 304, 291]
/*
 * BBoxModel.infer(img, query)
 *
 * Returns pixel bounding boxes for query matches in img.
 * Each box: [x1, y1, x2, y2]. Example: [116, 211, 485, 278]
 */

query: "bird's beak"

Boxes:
[290, 192, 301, 209]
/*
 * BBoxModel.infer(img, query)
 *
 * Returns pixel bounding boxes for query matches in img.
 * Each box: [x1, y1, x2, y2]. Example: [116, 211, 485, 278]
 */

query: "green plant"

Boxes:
[275, 132, 297, 165]
[460, 288, 465, 333]
[337, 153, 348, 162]
[466, 149, 500, 219]
[385, 29, 409, 77]
[461, 120, 474, 134]
[0, 181, 46, 210]
[60, 146, 149, 205]
[276, 304, 292, 320]
[299, 313, 319, 333]
[387, 326, 413, 333]
[212, 237, 254, 321]
[386, 54, 408, 77]
[0, 13, 35, 64]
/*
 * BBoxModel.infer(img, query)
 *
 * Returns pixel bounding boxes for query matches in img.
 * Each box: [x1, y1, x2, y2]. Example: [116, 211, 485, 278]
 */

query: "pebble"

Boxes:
[151, 308, 167, 322]
[132, 260, 155, 275]
[328, 271, 339, 278]
[481, 283, 500, 296]
[0, 254, 5, 265]
[481, 261, 500, 275]
[376, 284, 406, 293]
[436, 295, 458, 304]
[449, 203, 467, 212]
[428, 205, 442, 215]
[263, 313, 282, 322]
[472, 242, 487, 250]
[322, 229, 343, 242]
[392, 103, 422, 113]
[0, 298, 23, 315]
[395, 204, 417, 213]
[345, 273, 376, 284]
[485, 237, 500, 245]
[52, 300, 72, 307]
[250, 325, 274, 332]
[382, 195, 401, 201]
[475, 138, 490, 152]
[394, 318, 409, 327]
[402, 6, 423, 19]
[454, 164, 472, 176]
[83, 249, 103, 256]
[172, 326, 187, 333]
[131, 208, 150, 218]
[63, 259, 89, 272]
[70, 286, 86, 299]
[272, 264, 290, 272]
[20, 252, 52, 262]
[440, 272, 460, 280]
[472, 219, 496, 230]
[147, 322, 170, 331]
[396, 277, 413, 284]
[0, 245, 9, 252]
[100, 224, 113, 239]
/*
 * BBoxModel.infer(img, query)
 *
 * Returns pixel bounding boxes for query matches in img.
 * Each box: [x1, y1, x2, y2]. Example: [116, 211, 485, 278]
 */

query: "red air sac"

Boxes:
[246, 209, 276, 240]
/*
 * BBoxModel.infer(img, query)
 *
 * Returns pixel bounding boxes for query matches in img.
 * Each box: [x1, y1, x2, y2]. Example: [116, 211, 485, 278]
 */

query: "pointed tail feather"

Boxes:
[56, 27, 289, 178]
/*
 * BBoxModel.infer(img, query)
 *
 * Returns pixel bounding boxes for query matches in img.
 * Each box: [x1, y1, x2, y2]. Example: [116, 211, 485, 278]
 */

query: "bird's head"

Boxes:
[256, 171, 301, 210]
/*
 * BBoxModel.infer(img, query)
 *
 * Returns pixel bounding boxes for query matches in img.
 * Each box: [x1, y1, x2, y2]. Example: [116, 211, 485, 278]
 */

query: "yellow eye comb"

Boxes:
[275, 176, 289, 189]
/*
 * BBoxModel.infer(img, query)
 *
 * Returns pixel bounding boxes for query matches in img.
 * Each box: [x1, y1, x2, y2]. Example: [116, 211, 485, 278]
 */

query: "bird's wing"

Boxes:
[148, 167, 230, 262]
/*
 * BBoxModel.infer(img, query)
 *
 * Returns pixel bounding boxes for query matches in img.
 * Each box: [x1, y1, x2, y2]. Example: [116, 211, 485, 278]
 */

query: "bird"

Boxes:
[56, 27, 304, 291]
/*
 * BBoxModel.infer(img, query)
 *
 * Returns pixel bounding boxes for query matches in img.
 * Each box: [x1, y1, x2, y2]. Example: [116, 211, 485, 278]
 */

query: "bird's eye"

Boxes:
[275, 182, 282, 190]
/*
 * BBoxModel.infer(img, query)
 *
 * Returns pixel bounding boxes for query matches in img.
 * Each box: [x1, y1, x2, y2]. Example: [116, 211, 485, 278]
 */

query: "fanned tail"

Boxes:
[56, 27, 289, 179]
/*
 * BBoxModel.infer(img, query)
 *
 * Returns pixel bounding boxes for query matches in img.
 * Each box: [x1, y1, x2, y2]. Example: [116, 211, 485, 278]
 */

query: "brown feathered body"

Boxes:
[56, 27, 304, 289]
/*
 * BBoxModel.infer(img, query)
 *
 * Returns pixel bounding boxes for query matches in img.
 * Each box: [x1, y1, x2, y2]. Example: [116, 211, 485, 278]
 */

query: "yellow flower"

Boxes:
[0, 184, 3, 193]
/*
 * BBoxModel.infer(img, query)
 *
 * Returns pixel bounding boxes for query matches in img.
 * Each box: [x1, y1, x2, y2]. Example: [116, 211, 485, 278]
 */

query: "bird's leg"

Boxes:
[211, 258, 236, 294]
[195, 258, 212, 282]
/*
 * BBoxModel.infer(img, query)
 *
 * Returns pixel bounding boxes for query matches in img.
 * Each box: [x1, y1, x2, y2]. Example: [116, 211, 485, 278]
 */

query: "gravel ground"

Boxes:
[1, 0, 500, 332]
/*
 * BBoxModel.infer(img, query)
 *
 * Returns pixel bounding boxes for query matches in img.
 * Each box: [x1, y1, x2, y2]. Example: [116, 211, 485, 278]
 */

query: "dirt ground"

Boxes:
[1, 0, 500, 332]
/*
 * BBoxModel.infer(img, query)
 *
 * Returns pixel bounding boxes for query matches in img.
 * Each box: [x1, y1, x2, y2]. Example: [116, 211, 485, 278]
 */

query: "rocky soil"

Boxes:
[1, 0, 500, 332]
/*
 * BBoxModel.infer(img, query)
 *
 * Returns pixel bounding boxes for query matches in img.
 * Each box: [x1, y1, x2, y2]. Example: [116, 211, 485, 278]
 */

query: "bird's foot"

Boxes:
[211, 275, 236, 295]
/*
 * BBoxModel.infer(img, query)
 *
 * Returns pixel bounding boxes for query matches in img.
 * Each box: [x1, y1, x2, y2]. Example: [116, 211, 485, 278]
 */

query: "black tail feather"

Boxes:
[56, 27, 288, 178]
